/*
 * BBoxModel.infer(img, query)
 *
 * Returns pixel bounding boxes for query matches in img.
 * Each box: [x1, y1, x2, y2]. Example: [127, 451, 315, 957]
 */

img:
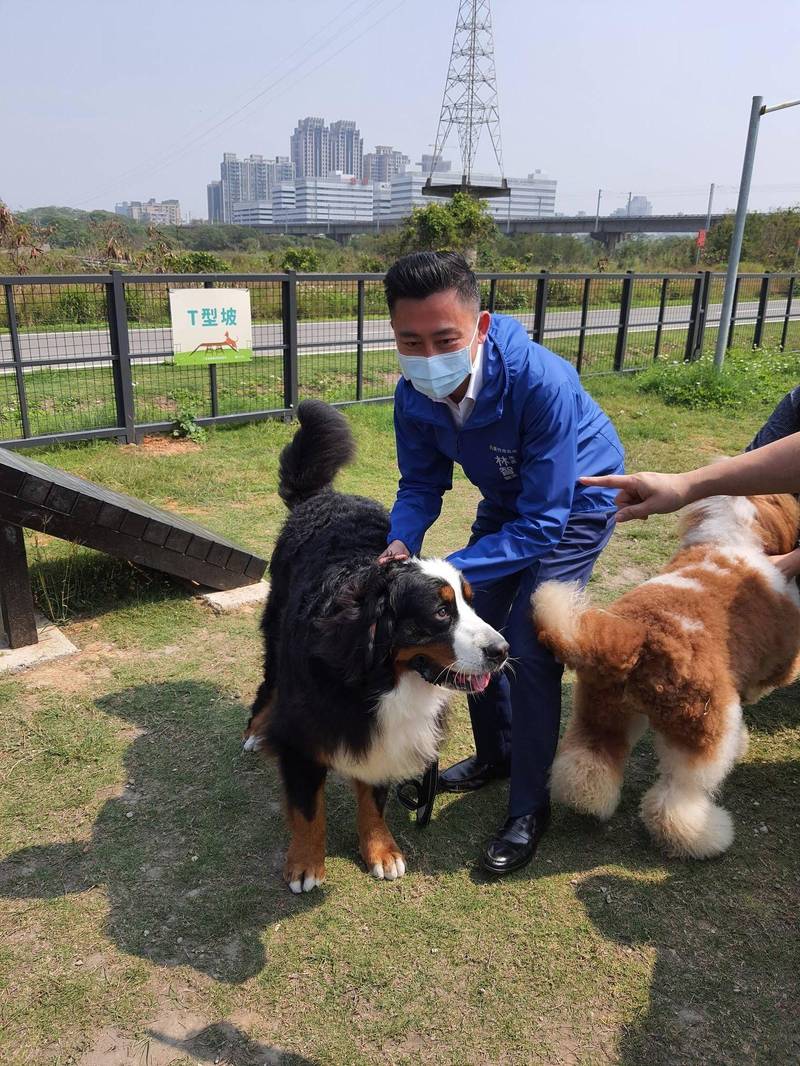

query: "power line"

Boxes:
[71, 0, 398, 207]
[111, 0, 406, 199]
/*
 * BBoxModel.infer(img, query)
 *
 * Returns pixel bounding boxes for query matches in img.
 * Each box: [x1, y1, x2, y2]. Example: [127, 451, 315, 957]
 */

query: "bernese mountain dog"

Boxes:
[533, 491, 800, 860]
[243, 400, 508, 893]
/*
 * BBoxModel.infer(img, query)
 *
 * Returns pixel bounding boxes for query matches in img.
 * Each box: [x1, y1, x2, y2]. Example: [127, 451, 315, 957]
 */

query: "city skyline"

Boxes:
[1, 0, 798, 221]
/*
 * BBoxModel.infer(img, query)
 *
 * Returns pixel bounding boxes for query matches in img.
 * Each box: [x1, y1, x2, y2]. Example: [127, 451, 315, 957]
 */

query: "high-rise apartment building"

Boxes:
[207, 181, 223, 223]
[266, 156, 295, 193]
[290, 117, 330, 179]
[329, 120, 363, 180]
[363, 145, 409, 183]
[290, 117, 362, 179]
[218, 153, 277, 222]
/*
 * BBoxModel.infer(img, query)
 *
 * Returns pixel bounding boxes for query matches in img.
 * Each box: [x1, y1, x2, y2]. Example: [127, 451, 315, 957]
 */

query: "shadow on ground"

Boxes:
[146, 1020, 319, 1066]
[430, 690, 800, 1065]
[0, 680, 328, 983]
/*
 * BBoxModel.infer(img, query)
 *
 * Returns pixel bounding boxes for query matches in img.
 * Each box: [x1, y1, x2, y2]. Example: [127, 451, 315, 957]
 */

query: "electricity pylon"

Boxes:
[423, 0, 509, 200]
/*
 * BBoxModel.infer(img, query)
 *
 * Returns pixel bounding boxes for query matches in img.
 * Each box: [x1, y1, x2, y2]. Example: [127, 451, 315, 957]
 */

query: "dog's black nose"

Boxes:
[484, 639, 509, 666]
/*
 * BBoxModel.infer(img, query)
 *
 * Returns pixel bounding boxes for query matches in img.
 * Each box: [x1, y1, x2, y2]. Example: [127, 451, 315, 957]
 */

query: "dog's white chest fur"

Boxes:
[330, 672, 448, 785]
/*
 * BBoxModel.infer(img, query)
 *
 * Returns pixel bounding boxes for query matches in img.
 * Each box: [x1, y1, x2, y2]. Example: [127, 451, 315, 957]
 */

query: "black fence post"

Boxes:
[532, 270, 549, 344]
[203, 279, 219, 418]
[282, 271, 299, 414]
[107, 269, 136, 444]
[780, 275, 795, 352]
[488, 277, 497, 313]
[753, 272, 771, 349]
[684, 272, 704, 362]
[653, 276, 669, 362]
[687, 270, 712, 362]
[575, 276, 591, 375]
[4, 284, 31, 439]
[356, 279, 365, 402]
[727, 275, 741, 350]
[614, 271, 634, 371]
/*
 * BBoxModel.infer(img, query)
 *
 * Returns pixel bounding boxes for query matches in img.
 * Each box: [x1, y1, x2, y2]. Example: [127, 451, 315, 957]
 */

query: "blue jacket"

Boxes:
[388, 313, 624, 586]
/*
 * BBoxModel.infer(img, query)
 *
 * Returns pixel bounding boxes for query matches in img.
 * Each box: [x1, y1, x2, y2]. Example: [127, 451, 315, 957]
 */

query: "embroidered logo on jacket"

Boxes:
[489, 444, 519, 480]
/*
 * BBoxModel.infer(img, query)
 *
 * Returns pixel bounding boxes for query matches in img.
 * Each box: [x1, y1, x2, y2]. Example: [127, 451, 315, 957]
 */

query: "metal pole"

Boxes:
[626, 191, 632, 217]
[695, 181, 715, 265]
[761, 98, 800, 114]
[713, 96, 763, 370]
[594, 188, 602, 231]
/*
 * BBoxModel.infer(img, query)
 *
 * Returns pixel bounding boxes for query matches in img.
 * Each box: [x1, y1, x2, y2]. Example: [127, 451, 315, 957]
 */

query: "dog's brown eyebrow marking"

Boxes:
[460, 578, 473, 603]
[439, 583, 456, 603]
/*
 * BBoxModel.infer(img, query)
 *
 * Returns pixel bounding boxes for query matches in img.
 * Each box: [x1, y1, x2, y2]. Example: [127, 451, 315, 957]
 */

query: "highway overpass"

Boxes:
[243, 213, 726, 248]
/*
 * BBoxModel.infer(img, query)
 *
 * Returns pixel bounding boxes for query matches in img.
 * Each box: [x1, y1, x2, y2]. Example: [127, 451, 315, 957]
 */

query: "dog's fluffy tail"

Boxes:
[278, 399, 355, 509]
[532, 581, 646, 679]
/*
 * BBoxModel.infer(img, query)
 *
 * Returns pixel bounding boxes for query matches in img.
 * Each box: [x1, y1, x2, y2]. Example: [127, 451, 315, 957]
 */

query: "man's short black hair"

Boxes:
[384, 251, 480, 313]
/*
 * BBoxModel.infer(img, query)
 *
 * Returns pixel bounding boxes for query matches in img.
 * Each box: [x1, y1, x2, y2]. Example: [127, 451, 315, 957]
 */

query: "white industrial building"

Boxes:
[384, 170, 557, 223]
[232, 201, 273, 225]
[271, 174, 373, 224]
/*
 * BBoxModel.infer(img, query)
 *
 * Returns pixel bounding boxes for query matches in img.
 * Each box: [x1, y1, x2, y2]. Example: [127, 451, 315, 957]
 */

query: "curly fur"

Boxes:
[533, 492, 800, 859]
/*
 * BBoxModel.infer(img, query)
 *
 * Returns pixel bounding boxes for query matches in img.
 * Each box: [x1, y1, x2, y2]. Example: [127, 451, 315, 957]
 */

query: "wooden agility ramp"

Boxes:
[0, 447, 267, 649]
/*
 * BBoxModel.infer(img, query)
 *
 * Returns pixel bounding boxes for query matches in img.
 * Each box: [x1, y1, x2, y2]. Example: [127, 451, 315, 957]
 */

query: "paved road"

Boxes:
[0, 298, 795, 367]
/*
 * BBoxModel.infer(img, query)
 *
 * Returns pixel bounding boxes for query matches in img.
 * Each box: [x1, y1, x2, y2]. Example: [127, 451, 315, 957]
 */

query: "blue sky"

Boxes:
[1, 0, 798, 219]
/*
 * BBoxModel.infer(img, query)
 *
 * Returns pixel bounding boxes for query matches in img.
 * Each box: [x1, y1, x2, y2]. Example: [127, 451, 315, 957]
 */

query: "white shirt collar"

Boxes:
[438, 342, 484, 427]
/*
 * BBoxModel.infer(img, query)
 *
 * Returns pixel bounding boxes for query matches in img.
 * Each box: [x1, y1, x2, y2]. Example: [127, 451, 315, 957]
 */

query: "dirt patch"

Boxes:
[125, 435, 202, 455]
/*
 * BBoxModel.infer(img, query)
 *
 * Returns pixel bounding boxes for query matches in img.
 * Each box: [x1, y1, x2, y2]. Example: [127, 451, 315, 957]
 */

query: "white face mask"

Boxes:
[396, 319, 480, 400]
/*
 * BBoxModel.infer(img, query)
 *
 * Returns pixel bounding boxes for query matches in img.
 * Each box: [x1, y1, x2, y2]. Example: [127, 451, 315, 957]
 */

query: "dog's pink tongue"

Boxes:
[468, 672, 491, 693]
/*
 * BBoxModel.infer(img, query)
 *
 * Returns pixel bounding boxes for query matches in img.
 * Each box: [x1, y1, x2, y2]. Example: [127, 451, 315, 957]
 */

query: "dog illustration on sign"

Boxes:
[191, 331, 239, 355]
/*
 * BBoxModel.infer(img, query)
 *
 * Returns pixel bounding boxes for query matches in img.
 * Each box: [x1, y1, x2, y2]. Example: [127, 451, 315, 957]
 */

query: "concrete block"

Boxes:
[198, 580, 270, 614]
[0, 615, 78, 675]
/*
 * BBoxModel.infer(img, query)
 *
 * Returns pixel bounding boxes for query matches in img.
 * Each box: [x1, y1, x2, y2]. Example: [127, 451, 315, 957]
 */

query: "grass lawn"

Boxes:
[0, 372, 799, 1065]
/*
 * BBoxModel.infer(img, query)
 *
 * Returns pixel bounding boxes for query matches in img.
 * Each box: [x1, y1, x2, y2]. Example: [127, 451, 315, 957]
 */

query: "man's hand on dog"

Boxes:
[378, 540, 410, 564]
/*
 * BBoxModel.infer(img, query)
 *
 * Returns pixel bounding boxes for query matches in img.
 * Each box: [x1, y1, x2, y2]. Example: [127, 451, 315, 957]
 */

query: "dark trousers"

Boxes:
[746, 385, 800, 451]
[465, 509, 616, 817]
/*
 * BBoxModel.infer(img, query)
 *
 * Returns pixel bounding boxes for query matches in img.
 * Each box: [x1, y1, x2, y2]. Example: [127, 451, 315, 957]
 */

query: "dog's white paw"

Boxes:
[369, 854, 406, 880]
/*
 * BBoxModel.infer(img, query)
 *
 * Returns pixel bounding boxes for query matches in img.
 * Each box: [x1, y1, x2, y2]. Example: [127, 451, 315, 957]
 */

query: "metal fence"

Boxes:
[0, 268, 798, 449]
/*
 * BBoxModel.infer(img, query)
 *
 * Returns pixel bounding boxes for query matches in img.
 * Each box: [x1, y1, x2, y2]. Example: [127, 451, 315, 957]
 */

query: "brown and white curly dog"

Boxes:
[532, 492, 800, 859]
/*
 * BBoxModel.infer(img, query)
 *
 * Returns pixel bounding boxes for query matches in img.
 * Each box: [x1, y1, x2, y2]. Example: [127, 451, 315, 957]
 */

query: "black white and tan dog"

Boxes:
[243, 401, 508, 892]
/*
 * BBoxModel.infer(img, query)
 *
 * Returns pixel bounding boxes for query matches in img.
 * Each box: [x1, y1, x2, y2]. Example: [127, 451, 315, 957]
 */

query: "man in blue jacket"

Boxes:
[378, 251, 624, 875]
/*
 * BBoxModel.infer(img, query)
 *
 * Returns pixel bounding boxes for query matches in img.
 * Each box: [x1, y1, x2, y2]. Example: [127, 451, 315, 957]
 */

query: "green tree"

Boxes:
[702, 208, 800, 269]
[398, 191, 496, 264]
[281, 246, 322, 272]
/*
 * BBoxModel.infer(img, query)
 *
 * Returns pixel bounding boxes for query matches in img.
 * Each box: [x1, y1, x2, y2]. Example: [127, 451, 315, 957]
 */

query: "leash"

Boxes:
[396, 759, 439, 828]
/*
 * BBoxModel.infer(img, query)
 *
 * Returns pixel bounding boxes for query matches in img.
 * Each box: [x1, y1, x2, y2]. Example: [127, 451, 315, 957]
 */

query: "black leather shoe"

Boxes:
[438, 755, 511, 793]
[481, 808, 551, 876]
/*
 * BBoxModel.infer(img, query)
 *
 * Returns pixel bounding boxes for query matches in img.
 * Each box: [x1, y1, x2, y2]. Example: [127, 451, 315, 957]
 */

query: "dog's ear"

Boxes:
[314, 566, 395, 684]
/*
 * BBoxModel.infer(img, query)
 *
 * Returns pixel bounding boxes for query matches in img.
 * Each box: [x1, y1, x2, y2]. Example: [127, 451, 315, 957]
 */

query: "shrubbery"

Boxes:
[636, 348, 800, 410]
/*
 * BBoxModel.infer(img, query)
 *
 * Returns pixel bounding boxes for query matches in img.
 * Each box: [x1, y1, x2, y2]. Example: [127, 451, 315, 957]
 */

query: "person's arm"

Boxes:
[771, 547, 800, 580]
[447, 387, 577, 585]
[581, 431, 800, 522]
[385, 399, 454, 557]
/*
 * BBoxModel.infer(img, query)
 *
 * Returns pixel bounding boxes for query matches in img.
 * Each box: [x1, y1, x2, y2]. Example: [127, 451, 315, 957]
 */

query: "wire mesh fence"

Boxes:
[0, 269, 798, 448]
